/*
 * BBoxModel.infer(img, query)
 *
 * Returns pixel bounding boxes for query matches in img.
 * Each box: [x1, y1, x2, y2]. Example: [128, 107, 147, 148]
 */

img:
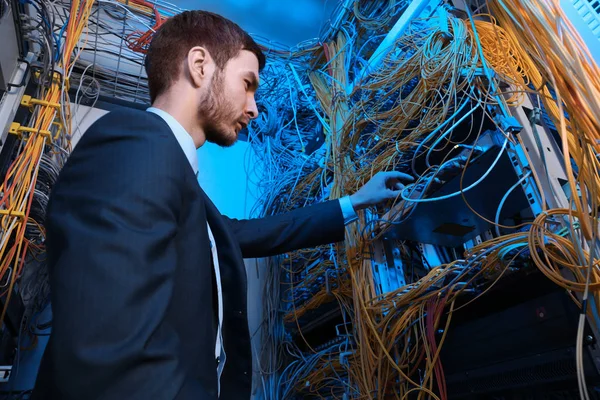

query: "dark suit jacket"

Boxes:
[32, 109, 345, 399]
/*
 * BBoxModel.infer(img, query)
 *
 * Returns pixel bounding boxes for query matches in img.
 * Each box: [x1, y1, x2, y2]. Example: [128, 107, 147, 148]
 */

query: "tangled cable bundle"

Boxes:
[5, 0, 599, 398]
[253, 2, 600, 398]
[0, 0, 96, 326]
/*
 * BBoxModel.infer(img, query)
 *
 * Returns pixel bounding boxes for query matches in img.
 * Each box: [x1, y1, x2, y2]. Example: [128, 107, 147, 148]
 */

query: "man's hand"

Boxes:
[349, 171, 414, 211]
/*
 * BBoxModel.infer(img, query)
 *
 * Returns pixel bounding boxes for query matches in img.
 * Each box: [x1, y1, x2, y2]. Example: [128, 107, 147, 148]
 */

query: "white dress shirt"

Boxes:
[146, 107, 357, 395]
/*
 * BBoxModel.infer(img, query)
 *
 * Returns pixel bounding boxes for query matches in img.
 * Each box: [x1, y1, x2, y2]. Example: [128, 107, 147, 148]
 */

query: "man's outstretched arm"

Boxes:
[224, 171, 413, 258]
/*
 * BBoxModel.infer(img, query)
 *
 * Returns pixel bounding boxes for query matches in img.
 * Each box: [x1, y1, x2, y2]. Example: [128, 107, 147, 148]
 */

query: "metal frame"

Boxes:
[510, 94, 600, 376]
[458, 0, 600, 379]
[371, 239, 406, 296]
[0, 53, 33, 152]
[508, 97, 570, 210]
[0, 4, 21, 92]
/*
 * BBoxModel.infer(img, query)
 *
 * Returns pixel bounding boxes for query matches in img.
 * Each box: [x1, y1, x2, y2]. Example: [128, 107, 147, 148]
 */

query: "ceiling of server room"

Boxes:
[170, 0, 339, 47]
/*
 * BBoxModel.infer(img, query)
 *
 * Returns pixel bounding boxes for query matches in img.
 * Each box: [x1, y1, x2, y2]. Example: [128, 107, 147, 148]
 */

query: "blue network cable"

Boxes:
[55, 18, 70, 62]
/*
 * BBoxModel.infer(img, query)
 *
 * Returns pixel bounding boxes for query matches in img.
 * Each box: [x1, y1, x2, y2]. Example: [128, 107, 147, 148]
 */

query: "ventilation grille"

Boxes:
[572, 0, 600, 41]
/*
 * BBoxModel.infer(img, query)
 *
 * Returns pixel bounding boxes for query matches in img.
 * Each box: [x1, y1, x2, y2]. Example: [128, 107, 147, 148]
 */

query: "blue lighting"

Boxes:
[172, 0, 338, 47]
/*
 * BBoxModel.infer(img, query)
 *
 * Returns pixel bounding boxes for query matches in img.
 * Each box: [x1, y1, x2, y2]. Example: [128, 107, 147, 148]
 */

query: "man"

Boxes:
[33, 10, 412, 400]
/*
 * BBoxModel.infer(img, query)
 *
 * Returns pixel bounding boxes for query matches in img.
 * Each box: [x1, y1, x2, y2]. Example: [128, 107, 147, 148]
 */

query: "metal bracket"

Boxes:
[0, 53, 34, 150]
[20, 94, 60, 110]
[9, 122, 52, 139]
[371, 238, 406, 296]
[0, 365, 11, 383]
[0, 208, 25, 218]
[32, 68, 69, 91]
[5, 58, 29, 90]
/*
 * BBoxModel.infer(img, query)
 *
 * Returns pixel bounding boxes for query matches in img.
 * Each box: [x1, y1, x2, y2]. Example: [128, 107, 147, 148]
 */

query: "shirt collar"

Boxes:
[147, 107, 198, 175]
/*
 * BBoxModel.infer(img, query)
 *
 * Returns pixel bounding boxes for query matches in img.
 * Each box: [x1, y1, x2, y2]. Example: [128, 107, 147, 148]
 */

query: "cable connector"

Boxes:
[529, 107, 542, 125]
[339, 351, 353, 366]
[495, 115, 522, 134]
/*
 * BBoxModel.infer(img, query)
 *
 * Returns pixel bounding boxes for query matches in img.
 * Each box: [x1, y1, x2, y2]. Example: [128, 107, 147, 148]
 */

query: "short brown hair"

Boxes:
[145, 11, 266, 103]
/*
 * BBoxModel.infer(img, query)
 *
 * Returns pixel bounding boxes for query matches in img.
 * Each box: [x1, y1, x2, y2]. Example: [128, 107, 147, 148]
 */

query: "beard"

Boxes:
[199, 72, 240, 147]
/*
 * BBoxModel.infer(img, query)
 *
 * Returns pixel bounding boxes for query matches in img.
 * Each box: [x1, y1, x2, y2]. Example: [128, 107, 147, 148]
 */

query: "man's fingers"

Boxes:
[381, 171, 414, 182]
[387, 188, 404, 199]
[383, 178, 406, 191]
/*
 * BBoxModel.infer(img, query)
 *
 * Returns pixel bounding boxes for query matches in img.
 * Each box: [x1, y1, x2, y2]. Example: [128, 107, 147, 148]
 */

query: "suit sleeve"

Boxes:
[45, 120, 211, 399]
[223, 200, 345, 258]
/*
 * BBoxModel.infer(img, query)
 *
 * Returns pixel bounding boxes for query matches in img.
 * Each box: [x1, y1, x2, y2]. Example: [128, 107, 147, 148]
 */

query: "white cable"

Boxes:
[401, 135, 509, 203]
[424, 99, 480, 168]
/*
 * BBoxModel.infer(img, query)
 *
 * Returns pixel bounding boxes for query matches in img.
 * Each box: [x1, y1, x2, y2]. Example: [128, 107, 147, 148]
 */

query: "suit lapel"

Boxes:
[197, 187, 247, 297]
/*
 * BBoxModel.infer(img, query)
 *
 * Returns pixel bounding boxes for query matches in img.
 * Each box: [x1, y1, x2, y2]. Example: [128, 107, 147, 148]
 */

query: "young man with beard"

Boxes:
[32, 10, 412, 400]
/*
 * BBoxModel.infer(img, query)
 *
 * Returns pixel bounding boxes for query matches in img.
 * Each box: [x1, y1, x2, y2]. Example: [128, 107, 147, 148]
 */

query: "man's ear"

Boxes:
[187, 46, 212, 88]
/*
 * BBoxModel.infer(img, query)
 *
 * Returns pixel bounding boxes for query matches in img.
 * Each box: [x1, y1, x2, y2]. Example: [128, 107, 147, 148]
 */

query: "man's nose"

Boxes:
[246, 95, 258, 119]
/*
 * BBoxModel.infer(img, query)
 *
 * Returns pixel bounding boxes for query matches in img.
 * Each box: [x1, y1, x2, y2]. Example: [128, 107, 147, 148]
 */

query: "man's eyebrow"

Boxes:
[244, 72, 259, 90]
